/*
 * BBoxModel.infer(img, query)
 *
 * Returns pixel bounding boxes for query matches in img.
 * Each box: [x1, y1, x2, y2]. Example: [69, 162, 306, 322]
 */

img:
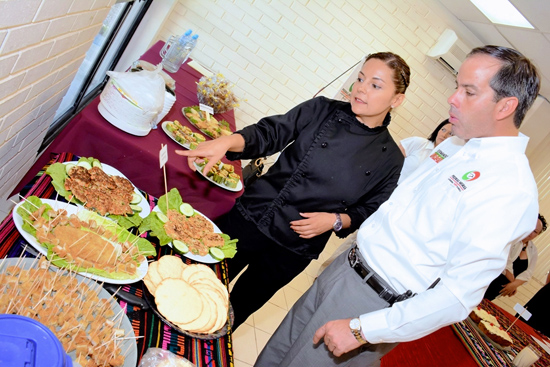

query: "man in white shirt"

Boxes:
[256, 45, 541, 366]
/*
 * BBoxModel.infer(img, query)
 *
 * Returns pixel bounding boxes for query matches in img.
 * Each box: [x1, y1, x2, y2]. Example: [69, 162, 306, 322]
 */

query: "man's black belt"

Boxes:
[348, 245, 414, 306]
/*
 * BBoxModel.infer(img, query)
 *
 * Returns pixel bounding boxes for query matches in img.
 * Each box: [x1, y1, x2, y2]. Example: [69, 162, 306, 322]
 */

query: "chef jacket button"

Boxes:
[365, 171, 371, 176]
[338, 118, 342, 123]
[341, 200, 347, 205]
[301, 172, 306, 177]
[382, 146, 387, 152]
[321, 142, 328, 148]
[281, 200, 286, 206]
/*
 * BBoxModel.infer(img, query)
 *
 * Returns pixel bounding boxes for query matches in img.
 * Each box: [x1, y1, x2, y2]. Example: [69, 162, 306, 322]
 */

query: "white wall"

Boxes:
[0, 0, 116, 203]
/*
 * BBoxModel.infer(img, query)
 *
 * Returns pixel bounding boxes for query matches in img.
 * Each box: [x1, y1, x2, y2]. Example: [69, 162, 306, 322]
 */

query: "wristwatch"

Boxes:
[349, 318, 368, 344]
[333, 213, 343, 232]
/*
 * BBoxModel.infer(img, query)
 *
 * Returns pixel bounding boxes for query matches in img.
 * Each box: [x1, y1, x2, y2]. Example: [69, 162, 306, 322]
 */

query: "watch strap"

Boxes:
[333, 213, 343, 232]
[350, 318, 368, 344]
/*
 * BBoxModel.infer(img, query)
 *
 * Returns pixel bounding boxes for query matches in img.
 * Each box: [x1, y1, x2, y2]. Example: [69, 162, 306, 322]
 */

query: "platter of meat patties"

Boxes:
[46, 157, 150, 229]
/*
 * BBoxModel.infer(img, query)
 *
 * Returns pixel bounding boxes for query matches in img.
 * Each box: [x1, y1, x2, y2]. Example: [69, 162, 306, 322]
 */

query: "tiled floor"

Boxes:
[231, 234, 347, 366]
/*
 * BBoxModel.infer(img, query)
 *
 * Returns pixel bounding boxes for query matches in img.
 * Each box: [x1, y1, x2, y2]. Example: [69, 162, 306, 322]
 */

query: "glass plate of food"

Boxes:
[0, 257, 138, 367]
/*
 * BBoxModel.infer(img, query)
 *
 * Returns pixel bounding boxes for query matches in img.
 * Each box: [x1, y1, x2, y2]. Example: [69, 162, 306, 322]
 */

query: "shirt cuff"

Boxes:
[359, 309, 390, 344]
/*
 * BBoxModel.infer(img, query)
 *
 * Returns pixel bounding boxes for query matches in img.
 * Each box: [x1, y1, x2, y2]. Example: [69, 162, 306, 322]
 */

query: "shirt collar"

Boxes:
[464, 133, 529, 155]
[342, 106, 391, 134]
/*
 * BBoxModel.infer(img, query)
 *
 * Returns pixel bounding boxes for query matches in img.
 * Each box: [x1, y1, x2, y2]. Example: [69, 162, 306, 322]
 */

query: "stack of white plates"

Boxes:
[99, 78, 157, 136]
[152, 91, 176, 128]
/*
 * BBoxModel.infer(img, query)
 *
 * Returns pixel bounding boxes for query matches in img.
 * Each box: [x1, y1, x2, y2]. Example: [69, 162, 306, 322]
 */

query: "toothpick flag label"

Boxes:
[159, 144, 168, 168]
[514, 303, 532, 321]
[199, 103, 214, 116]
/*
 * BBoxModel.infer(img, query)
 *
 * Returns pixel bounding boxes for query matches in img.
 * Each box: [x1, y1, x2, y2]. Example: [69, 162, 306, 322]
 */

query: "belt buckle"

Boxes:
[348, 246, 359, 267]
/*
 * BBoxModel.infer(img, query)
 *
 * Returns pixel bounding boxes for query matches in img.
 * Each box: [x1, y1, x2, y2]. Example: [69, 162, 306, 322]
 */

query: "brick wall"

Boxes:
[0, 0, 115, 201]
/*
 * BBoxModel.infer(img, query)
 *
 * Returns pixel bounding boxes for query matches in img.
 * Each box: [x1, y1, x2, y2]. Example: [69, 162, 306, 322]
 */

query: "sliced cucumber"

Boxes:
[129, 204, 142, 213]
[179, 203, 194, 217]
[156, 211, 169, 223]
[130, 192, 142, 204]
[209, 247, 225, 261]
[92, 159, 102, 169]
[173, 240, 189, 254]
[76, 161, 92, 170]
[65, 163, 76, 175]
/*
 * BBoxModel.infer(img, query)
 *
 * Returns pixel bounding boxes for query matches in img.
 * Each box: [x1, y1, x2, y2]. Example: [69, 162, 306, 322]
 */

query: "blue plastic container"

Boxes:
[0, 314, 73, 367]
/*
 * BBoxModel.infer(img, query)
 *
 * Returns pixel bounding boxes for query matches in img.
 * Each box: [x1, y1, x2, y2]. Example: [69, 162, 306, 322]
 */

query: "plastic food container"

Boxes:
[0, 315, 73, 367]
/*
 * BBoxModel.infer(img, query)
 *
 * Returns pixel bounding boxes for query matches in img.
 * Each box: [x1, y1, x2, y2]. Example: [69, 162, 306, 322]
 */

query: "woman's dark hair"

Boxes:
[539, 214, 547, 233]
[365, 52, 410, 94]
[428, 119, 451, 143]
[467, 45, 540, 128]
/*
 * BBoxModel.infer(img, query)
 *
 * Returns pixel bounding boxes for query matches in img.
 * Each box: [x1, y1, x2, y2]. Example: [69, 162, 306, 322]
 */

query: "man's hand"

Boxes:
[290, 212, 334, 239]
[313, 319, 362, 357]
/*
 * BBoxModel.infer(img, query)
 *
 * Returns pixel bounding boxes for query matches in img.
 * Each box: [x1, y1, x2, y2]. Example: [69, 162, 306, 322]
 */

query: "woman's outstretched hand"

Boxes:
[176, 134, 245, 174]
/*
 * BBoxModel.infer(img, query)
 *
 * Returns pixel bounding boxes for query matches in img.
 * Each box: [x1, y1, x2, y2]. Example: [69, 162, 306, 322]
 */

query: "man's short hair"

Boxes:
[468, 45, 540, 128]
[539, 213, 547, 233]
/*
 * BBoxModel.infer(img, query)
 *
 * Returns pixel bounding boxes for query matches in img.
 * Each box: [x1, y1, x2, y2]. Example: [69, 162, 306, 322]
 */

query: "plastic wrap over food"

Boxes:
[138, 348, 196, 367]
[100, 65, 166, 131]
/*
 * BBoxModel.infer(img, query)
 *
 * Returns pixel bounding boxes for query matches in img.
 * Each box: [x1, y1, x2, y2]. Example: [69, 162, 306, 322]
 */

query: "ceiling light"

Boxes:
[470, 0, 534, 29]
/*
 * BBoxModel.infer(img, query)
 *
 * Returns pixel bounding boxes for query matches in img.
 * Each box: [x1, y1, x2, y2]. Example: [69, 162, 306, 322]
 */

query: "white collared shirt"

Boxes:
[357, 135, 538, 343]
[398, 137, 434, 184]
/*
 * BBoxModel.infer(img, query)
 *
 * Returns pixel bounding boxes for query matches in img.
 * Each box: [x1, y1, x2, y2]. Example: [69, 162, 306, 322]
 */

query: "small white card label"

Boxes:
[514, 303, 532, 321]
[199, 103, 214, 115]
[159, 144, 168, 168]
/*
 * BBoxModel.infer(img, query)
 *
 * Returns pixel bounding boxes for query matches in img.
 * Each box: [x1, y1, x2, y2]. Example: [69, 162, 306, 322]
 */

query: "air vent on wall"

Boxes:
[427, 29, 470, 76]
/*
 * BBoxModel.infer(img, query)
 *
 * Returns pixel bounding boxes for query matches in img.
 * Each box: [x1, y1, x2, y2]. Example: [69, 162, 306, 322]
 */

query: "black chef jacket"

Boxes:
[226, 96, 403, 259]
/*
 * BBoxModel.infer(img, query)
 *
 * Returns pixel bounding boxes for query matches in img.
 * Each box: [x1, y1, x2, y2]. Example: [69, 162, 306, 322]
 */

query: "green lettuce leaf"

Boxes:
[220, 233, 238, 259]
[139, 211, 173, 246]
[16, 196, 53, 238]
[157, 188, 183, 214]
[45, 162, 80, 202]
[108, 213, 143, 230]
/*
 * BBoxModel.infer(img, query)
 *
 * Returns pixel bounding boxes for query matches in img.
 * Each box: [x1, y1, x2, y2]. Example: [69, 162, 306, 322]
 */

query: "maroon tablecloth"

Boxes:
[14, 41, 242, 221]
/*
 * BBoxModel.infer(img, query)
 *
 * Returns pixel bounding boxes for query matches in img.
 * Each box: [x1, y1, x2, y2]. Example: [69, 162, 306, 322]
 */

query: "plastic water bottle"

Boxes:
[160, 29, 192, 73]
[181, 34, 199, 65]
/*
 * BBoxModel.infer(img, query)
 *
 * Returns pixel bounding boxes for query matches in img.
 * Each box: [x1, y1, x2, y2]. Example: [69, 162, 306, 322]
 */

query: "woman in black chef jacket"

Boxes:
[177, 52, 411, 329]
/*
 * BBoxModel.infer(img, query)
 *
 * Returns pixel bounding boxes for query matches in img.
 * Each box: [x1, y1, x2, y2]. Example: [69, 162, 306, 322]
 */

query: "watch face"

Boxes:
[350, 318, 361, 329]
